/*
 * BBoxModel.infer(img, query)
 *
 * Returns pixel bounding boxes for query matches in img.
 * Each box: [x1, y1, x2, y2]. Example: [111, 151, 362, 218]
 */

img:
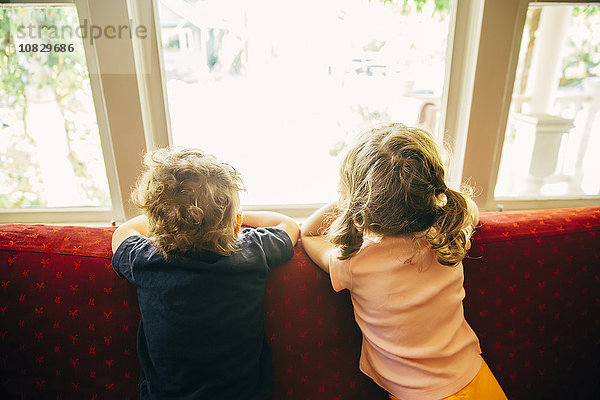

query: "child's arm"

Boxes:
[470, 197, 480, 227]
[242, 211, 300, 246]
[300, 202, 339, 273]
[465, 197, 479, 251]
[112, 215, 150, 253]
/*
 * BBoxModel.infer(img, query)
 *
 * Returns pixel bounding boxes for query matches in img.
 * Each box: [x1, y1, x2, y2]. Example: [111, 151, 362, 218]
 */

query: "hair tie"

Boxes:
[437, 190, 448, 207]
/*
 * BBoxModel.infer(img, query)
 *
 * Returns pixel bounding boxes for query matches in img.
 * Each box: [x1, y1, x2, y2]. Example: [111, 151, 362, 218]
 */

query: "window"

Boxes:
[495, 4, 600, 199]
[0, 5, 111, 210]
[2, 0, 597, 223]
[454, 0, 600, 211]
[155, 0, 453, 206]
[0, 0, 156, 223]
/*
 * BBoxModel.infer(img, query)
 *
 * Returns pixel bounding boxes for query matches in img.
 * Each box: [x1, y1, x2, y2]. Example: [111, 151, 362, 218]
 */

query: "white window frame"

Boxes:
[3, 0, 598, 224]
[145, 0, 600, 216]
[143, 0, 469, 219]
[448, 0, 600, 212]
[0, 0, 159, 223]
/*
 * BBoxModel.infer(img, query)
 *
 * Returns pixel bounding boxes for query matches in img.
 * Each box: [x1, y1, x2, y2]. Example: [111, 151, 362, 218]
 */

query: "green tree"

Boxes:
[560, 6, 600, 87]
[0, 6, 110, 208]
[0, 8, 41, 208]
[384, 0, 450, 16]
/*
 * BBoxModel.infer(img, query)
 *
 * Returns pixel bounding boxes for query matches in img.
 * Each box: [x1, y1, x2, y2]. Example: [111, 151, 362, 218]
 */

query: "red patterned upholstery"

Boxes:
[0, 225, 139, 399]
[1, 207, 599, 400]
[263, 243, 387, 399]
[464, 207, 600, 399]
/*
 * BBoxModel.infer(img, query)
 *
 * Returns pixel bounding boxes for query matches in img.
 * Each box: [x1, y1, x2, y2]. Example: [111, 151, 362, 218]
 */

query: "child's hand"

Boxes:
[300, 202, 339, 238]
[112, 215, 150, 253]
[242, 211, 300, 246]
[300, 202, 340, 273]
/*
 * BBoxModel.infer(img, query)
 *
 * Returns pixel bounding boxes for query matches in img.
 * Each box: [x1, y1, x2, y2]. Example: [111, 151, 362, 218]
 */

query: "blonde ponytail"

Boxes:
[328, 209, 365, 260]
[424, 187, 476, 266]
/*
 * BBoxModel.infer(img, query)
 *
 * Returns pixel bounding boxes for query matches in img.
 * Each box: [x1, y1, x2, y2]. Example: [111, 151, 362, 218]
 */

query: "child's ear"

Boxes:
[234, 213, 243, 234]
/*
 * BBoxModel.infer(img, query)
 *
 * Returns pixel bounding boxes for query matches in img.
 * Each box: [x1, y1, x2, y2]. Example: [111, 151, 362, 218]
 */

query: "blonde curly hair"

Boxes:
[132, 148, 244, 256]
[327, 123, 477, 266]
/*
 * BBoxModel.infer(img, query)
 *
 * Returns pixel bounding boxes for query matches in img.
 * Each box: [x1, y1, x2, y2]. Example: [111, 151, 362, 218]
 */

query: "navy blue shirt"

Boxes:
[112, 227, 294, 400]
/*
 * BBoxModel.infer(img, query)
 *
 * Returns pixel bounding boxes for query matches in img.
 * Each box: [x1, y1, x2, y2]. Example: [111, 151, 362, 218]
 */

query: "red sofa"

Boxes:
[1, 207, 599, 400]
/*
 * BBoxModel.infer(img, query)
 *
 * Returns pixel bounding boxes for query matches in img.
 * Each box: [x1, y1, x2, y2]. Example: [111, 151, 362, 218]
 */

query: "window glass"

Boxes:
[0, 5, 111, 209]
[495, 4, 600, 199]
[157, 0, 452, 204]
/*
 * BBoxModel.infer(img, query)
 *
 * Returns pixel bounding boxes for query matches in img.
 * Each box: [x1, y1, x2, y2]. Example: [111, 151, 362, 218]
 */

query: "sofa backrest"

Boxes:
[463, 207, 600, 399]
[1, 206, 599, 399]
[0, 225, 139, 399]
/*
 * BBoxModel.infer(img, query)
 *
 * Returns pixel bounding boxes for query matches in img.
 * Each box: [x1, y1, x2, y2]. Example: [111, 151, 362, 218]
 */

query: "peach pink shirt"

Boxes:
[329, 236, 482, 400]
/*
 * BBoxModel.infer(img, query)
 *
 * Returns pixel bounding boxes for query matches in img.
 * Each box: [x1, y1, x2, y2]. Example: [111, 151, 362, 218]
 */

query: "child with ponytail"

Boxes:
[301, 123, 506, 400]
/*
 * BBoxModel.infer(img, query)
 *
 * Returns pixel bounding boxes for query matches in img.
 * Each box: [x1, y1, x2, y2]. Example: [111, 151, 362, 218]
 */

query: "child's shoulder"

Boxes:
[360, 235, 416, 254]
[351, 235, 435, 267]
[112, 234, 153, 260]
[240, 226, 291, 242]
[238, 226, 295, 265]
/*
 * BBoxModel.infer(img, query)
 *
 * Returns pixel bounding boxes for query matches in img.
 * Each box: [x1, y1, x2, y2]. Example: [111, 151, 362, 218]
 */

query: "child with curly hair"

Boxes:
[111, 148, 299, 400]
[301, 124, 506, 400]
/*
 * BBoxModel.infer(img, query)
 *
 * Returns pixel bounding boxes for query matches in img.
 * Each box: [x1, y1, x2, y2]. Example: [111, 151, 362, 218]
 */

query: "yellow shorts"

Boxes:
[389, 360, 507, 400]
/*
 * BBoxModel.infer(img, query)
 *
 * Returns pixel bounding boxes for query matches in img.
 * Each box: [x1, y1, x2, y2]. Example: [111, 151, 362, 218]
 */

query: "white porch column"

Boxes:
[526, 6, 572, 114]
[512, 6, 574, 196]
[513, 113, 574, 195]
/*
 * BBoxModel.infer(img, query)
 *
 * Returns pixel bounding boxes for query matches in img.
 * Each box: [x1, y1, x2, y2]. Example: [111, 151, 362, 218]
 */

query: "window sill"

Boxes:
[0, 207, 114, 225]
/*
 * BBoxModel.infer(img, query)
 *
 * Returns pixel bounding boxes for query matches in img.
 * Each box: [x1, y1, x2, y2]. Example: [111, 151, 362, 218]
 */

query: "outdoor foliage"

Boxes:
[383, 0, 450, 16]
[0, 8, 40, 208]
[561, 6, 600, 87]
[0, 6, 110, 209]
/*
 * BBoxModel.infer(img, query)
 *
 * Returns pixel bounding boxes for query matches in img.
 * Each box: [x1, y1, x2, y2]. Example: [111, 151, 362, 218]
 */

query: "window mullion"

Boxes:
[440, 0, 485, 190]
[83, 0, 150, 221]
[127, 0, 172, 151]
[459, 0, 529, 211]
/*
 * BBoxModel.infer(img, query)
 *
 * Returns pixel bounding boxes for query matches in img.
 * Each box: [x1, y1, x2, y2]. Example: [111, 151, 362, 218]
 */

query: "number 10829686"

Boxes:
[18, 43, 75, 52]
